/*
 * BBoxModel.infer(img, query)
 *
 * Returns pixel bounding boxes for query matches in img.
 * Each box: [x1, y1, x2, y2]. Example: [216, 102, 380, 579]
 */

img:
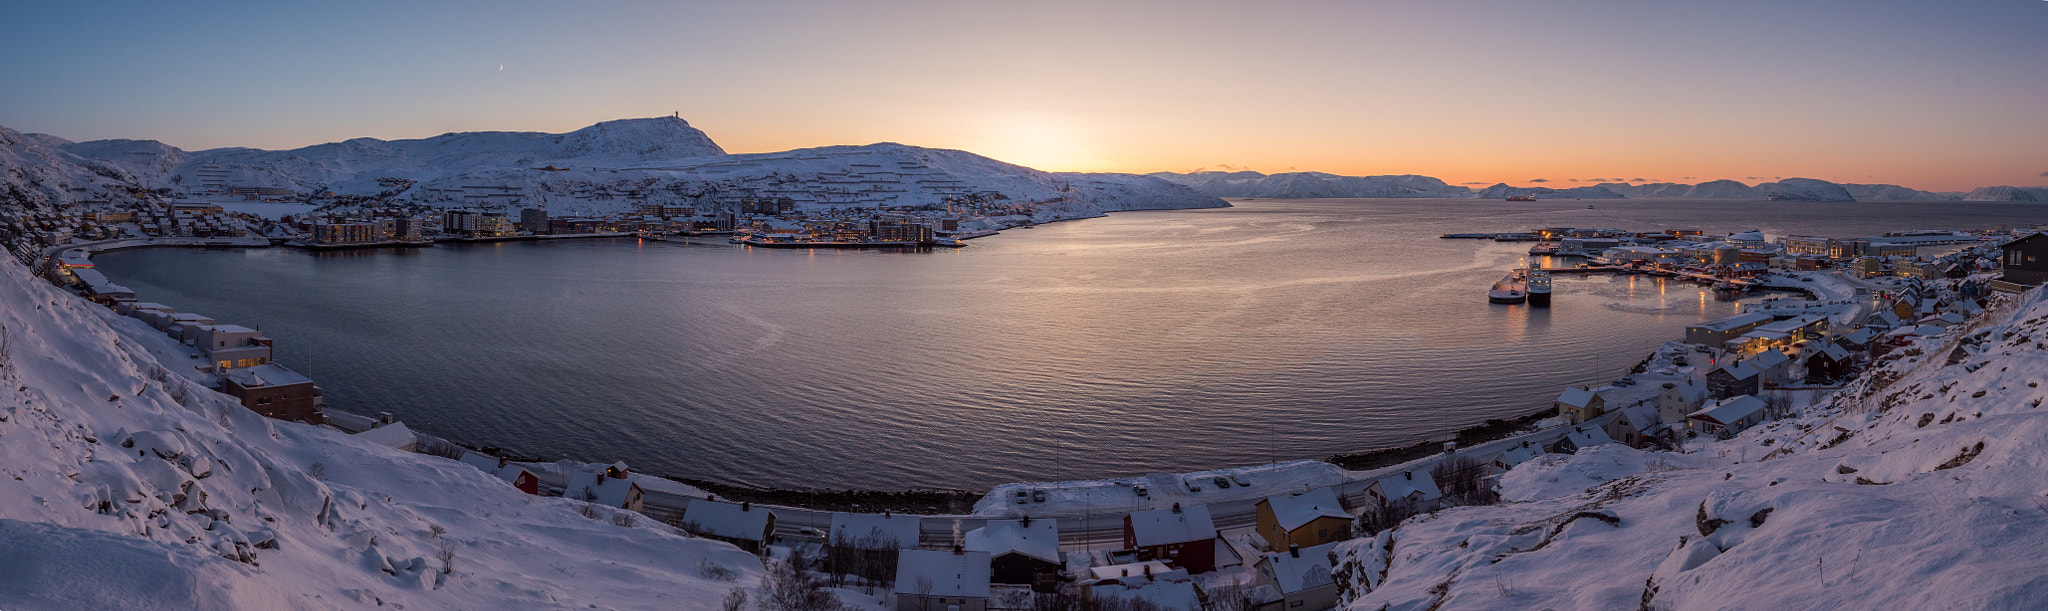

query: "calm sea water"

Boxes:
[93, 199, 2048, 490]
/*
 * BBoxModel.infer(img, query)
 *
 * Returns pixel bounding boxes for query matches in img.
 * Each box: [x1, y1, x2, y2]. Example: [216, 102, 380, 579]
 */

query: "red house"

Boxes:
[1122, 503, 1218, 574]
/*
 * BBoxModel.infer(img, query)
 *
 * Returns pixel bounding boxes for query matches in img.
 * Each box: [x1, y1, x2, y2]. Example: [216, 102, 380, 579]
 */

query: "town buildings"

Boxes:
[963, 518, 1062, 592]
[1254, 489, 1351, 551]
[1556, 386, 1606, 424]
[894, 549, 992, 611]
[680, 500, 776, 554]
[1122, 503, 1219, 574]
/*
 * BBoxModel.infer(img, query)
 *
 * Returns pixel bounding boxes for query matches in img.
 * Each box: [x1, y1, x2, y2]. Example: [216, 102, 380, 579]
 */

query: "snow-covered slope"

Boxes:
[1148, 171, 1472, 199]
[1963, 185, 2047, 202]
[1332, 288, 2048, 610]
[1474, 183, 1627, 200]
[49, 118, 1225, 219]
[0, 257, 760, 609]
[1759, 177, 1856, 202]
[0, 126, 153, 214]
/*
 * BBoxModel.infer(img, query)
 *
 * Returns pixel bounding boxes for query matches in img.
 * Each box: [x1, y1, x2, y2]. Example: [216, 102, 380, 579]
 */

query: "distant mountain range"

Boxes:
[0, 117, 1227, 220]
[1150, 170, 2048, 202]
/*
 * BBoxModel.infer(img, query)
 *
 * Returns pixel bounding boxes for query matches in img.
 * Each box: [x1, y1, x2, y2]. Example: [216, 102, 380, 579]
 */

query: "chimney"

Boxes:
[1122, 568, 1130, 577]
[1143, 564, 1152, 577]
[1171, 503, 1182, 514]
[496, 457, 508, 469]
[884, 510, 891, 518]
[378, 412, 394, 424]
[1021, 515, 1031, 528]
[953, 544, 964, 555]
[741, 501, 750, 512]
[1289, 544, 1300, 558]
[1404, 471, 1413, 480]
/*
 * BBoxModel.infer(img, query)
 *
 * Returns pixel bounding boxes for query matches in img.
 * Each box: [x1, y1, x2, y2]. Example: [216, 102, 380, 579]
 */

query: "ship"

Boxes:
[1527, 269, 1552, 306]
[1488, 269, 1529, 304]
[1506, 195, 1537, 202]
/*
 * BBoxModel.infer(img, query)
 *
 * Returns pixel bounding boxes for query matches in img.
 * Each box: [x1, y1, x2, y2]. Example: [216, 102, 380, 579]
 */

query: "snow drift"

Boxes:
[0, 256, 761, 609]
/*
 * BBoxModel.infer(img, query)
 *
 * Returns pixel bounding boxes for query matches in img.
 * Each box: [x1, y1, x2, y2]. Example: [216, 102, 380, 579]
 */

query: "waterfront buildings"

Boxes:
[1555, 386, 1606, 424]
[1685, 313, 1774, 348]
[1252, 541, 1342, 611]
[220, 363, 324, 424]
[1253, 488, 1351, 551]
[963, 518, 1062, 591]
[893, 549, 992, 611]
[1123, 504, 1220, 574]
[565, 462, 646, 512]
[1999, 232, 2048, 287]
[1688, 395, 1769, 437]
[679, 500, 776, 554]
[1706, 362, 1762, 400]
[1363, 470, 1442, 512]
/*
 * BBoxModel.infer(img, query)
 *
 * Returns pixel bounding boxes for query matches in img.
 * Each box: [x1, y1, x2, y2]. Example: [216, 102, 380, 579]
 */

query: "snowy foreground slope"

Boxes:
[0, 257, 760, 609]
[1334, 290, 2048, 610]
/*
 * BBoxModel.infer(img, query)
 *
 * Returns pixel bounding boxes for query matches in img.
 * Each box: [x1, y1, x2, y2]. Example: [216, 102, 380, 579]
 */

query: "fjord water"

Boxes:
[94, 199, 2045, 490]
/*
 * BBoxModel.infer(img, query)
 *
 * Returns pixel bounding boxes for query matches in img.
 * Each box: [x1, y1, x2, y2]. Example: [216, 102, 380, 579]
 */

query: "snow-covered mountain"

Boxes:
[0, 127, 157, 214]
[1758, 177, 1857, 202]
[0, 256, 760, 609]
[1332, 287, 2048, 609]
[1596, 179, 1953, 201]
[1148, 171, 1472, 199]
[1963, 185, 2048, 202]
[42, 117, 1226, 219]
[1473, 183, 1627, 200]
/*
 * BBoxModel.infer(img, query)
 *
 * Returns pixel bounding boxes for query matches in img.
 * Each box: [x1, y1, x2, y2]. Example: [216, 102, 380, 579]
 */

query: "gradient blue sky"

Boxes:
[3, 1, 2044, 190]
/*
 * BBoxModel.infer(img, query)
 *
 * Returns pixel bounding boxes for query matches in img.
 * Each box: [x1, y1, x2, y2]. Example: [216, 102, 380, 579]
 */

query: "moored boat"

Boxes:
[1489, 269, 1529, 304]
[1528, 270, 1552, 306]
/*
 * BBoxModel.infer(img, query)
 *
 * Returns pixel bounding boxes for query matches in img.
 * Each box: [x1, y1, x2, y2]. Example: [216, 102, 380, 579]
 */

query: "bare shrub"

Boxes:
[720, 588, 747, 611]
[580, 504, 604, 520]
[0, 323, 14, 377]
[436, 540, 456, 575]
[1431, 456, 1499, 507]
[306, 462, 327, 481]
[755, 546, 840, 611]
[699, 558, 739, 582]
[610, 511, 638, 528]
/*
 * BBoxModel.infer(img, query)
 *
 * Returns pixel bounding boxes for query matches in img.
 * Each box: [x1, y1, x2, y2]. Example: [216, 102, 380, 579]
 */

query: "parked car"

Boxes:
[1230, 473, 1250, 487]
[1032, 490, 1047, 503]
[1014, 490, 1030, 504]
[1134, 484, 1149, 498]
[1184, 478, 1202, 493]
[1212, 476, 1230, 489]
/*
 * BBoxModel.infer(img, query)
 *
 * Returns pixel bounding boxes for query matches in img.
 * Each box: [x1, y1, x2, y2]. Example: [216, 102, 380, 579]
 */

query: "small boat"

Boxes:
[1587, 205, 1596, 209]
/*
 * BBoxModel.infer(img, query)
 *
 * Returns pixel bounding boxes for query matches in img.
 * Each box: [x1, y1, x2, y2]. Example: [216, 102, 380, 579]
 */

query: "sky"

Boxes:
[2, 0, 2044, 191]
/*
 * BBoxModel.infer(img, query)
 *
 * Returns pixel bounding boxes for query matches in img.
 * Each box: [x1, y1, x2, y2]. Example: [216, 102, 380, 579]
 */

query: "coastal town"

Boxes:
[6, 188, 2047, 610]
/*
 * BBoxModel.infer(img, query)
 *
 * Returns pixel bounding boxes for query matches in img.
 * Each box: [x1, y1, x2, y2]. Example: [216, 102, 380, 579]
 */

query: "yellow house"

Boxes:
[1254, 488, 1352, 551]
[1556, 387, 1606, 424]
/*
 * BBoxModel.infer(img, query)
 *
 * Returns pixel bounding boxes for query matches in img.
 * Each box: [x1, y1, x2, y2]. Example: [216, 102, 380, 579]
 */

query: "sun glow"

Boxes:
[961, 111, 1107, 172]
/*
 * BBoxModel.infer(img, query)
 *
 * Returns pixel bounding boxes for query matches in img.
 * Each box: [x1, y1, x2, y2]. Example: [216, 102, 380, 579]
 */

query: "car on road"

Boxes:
[1133, 484, 1149, 497]
[794, 527, 826, 538]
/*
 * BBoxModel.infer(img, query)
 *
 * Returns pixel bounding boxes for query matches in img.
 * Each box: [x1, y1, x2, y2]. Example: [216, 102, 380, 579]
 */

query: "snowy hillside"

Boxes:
[1759, 177, 1856, 202]
[1148, 171, 1473, 199]
[1473, 183, 1626, 200]
[47, 118, 1225, 219]
[1331, 288, 2048, 609]
[0, 257, 762, 609]
[0, 126, 155, 214]
[1963, 186, 2048, 202]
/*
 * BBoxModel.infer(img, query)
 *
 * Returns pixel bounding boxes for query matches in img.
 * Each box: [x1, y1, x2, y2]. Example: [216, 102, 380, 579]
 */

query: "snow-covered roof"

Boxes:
[1563, 426, 1615, 449]
[353, 422, 414, 449]
[1840, 328, 1878, 345]
[1690, 395, 1767, 425]
[829, 512, 921, 549]
[1260, 488, 1348, 532]
[1260, 541, 1341, 594]
[459, 451, 500, 473]
[1557, 386, 1601, 408]
[1807, 343, 1851, 363]
[964, 518, 1059, 565]
[1694, 312, 1773, 332]
[1616, 404, 1662, 433]
[1751, 349, 1791, 368]
[1663, 381, 1707, 403]
[893, 549, 991, 599]
[1088, 561, 1180, 582]
[1371, 470, 1442, 505]
[225, 363, 313, 387]
[1755, 315, 1825, 334]
[129, 302, 174, 312]
[1712, 361, 1760, 381]
[1494, 442, 1544, 468]
[566, 469, 642, 508]
[681, 500, 773, 541]
[1127, 504, 1217, 547]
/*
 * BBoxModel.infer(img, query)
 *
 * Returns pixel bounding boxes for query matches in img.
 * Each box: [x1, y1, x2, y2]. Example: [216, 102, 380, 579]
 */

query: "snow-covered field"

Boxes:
[1331, 288, 2048, 610]
[0, 257, 763, 609]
